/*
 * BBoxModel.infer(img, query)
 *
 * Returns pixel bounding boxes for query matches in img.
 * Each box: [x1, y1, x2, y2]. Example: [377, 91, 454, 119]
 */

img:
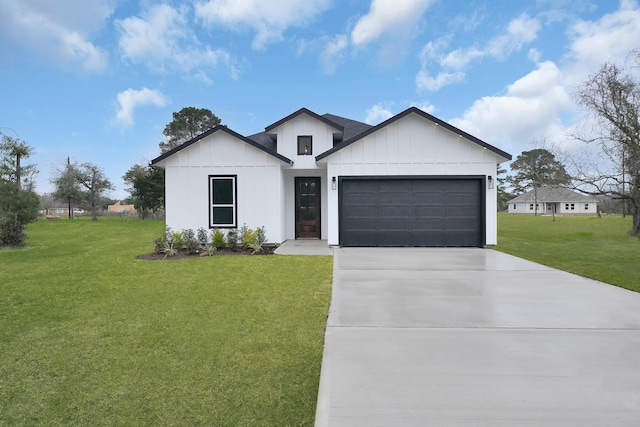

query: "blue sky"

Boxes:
[1, 0, 639, 199]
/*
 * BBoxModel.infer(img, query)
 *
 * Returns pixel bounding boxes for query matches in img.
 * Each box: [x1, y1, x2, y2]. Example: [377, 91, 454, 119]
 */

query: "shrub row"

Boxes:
[153, 225, 267, 257]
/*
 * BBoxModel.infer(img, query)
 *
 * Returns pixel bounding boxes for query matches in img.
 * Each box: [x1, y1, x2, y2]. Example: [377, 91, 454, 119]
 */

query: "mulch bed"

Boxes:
[137, 245, 277, 260]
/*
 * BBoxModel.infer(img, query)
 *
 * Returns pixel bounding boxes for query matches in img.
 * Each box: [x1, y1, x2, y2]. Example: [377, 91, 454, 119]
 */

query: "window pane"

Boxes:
[298, 136, 312, 155]
[213, 179, 233, 204]
[212, 207, 234, 224]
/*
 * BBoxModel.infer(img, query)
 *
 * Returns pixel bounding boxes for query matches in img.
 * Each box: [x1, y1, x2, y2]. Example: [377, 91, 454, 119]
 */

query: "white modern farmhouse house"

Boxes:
[151, 107, 511, 247]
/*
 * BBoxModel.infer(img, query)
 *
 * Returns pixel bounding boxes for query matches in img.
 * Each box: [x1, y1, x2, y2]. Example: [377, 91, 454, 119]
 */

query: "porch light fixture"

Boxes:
[332, 176, 336, 190]
[488, 176, 494, 189]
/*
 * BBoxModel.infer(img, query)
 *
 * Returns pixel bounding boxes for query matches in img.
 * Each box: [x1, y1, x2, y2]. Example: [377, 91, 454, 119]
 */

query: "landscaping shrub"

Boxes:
[197, 227, 209, 247]
[151, 225, 267, 255]
[211, 229, 226, 249]
[226, 229, 239, 251]
[183, 230, 200, 254]
[0, 218, 27, 247]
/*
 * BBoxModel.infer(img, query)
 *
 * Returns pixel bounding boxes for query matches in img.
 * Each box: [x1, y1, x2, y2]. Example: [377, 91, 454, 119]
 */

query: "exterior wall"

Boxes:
[322, 113, 502, 246]
[160, 131, 286, 244]
[272, 114, 338, 169]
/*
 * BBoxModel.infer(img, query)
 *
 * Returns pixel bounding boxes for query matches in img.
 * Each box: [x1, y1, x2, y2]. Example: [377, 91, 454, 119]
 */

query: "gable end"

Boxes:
[316, 107, 512, 162]
[265, 107, 344, 133]
[151, 125, 292, 166]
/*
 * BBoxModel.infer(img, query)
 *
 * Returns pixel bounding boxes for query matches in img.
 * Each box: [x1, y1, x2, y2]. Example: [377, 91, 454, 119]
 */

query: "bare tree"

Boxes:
[51, 158, 82, 219]
[76, 163, 114, 221]
[574, 52, 640, 236]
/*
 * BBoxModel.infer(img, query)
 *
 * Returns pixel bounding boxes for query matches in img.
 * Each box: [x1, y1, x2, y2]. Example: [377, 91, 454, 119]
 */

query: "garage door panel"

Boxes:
[340, 178, 483, 247]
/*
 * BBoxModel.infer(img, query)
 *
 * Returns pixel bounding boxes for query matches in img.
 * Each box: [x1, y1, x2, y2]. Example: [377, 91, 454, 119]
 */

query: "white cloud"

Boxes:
[416, 13, 541, 92]
[365, 101, 435, 124]
[450, 61, 570, 152]
[194, 0, 331, 50]
[410, 101, 436, 114]
[416, 70, 465, 92]
[443, 0, 640, 159]
[351, 0, 434, 46]
[0, 0, 111, 72]
[115, 88, 169, 127]
[365, 104, 394, 124]
[488, 13, 541, 58]
[320, 35, 348, 74]
[565, 0, 640, 84]
[116, 4, 235, 81]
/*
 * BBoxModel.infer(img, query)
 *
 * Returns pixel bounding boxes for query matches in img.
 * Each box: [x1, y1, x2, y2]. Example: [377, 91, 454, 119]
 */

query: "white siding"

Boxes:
[160, 131, 286, 244]
[272, 113, 338, 169]
[323, 113, 502, 246]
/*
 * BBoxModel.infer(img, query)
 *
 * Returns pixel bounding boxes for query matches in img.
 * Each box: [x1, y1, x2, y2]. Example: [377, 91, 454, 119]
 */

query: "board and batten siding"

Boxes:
[272, 113, 339, 170]
[322, 113, 502, 246]
[162, 132, 286, 243]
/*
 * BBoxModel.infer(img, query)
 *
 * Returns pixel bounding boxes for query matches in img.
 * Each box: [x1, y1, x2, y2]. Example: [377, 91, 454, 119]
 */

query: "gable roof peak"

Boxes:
[265, 107, 344, 132]
[316, 106, 512, 161]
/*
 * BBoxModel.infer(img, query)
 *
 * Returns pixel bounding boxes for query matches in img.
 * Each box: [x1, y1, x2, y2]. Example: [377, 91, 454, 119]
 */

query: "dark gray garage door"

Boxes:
[339, 178, 483, 247]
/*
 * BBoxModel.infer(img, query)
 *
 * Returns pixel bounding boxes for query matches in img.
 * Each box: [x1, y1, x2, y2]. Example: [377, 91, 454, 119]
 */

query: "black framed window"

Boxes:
[209, 175, 237, 228]
[298, 135, 312, 155]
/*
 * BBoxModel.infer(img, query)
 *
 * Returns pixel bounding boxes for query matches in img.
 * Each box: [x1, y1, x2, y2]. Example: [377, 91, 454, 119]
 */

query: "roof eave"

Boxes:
[151, 125, 293, 166]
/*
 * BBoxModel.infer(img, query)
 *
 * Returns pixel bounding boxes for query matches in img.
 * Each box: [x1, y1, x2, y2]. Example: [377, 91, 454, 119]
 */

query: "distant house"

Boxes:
[152, 107, 512, 247]
[507, 187, 598, 215]
[108, 200, 136, 214]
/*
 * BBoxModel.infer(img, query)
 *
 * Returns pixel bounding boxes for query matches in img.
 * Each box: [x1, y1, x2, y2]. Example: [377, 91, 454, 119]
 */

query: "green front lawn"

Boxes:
[496, 213, 640, 293]
[0, 217, 333, 426]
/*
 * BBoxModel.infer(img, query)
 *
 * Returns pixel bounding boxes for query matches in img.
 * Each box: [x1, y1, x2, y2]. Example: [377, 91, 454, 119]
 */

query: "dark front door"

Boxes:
[295, 177, 321, 238]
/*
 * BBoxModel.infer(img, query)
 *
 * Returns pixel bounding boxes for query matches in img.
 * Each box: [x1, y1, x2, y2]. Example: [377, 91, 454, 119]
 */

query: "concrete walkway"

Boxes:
[315, 248, 640, 426]
[274, 239, 334, 255]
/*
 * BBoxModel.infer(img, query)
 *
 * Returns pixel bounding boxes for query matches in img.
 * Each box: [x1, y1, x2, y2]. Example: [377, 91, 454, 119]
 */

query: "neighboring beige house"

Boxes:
[152, 107, 512, 247]
[507, 187, 599, 215]
[108, 201, 136, 214]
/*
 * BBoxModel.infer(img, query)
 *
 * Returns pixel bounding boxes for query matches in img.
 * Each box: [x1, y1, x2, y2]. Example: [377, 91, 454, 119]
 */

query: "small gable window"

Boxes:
[298, 136, 312, 155]
[209, 175, 237, 228]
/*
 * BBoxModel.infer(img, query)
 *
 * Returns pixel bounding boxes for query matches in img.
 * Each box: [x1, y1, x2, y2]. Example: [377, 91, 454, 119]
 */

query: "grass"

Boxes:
[0, 217, 333, 426]
[496, 213, 640, 293]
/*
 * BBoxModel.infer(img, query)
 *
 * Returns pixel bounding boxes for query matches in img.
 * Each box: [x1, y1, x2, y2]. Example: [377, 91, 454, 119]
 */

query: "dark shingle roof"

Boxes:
[508, 187, 599, 203]
[246, 132, 276, 151]
[321, 113, 373, 141]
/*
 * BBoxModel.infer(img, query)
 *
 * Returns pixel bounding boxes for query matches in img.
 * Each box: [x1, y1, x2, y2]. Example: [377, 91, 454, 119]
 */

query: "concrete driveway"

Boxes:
[315, 248, 640, 426]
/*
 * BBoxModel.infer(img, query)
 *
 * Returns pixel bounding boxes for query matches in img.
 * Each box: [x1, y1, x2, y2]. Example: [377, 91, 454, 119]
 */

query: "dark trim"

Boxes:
[208, 175, 238, 229]
[265, 107, 344, 133]
[338, 175, 486, 247]
[317, 107, 512, 161]
[151, 125, 293, 166]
